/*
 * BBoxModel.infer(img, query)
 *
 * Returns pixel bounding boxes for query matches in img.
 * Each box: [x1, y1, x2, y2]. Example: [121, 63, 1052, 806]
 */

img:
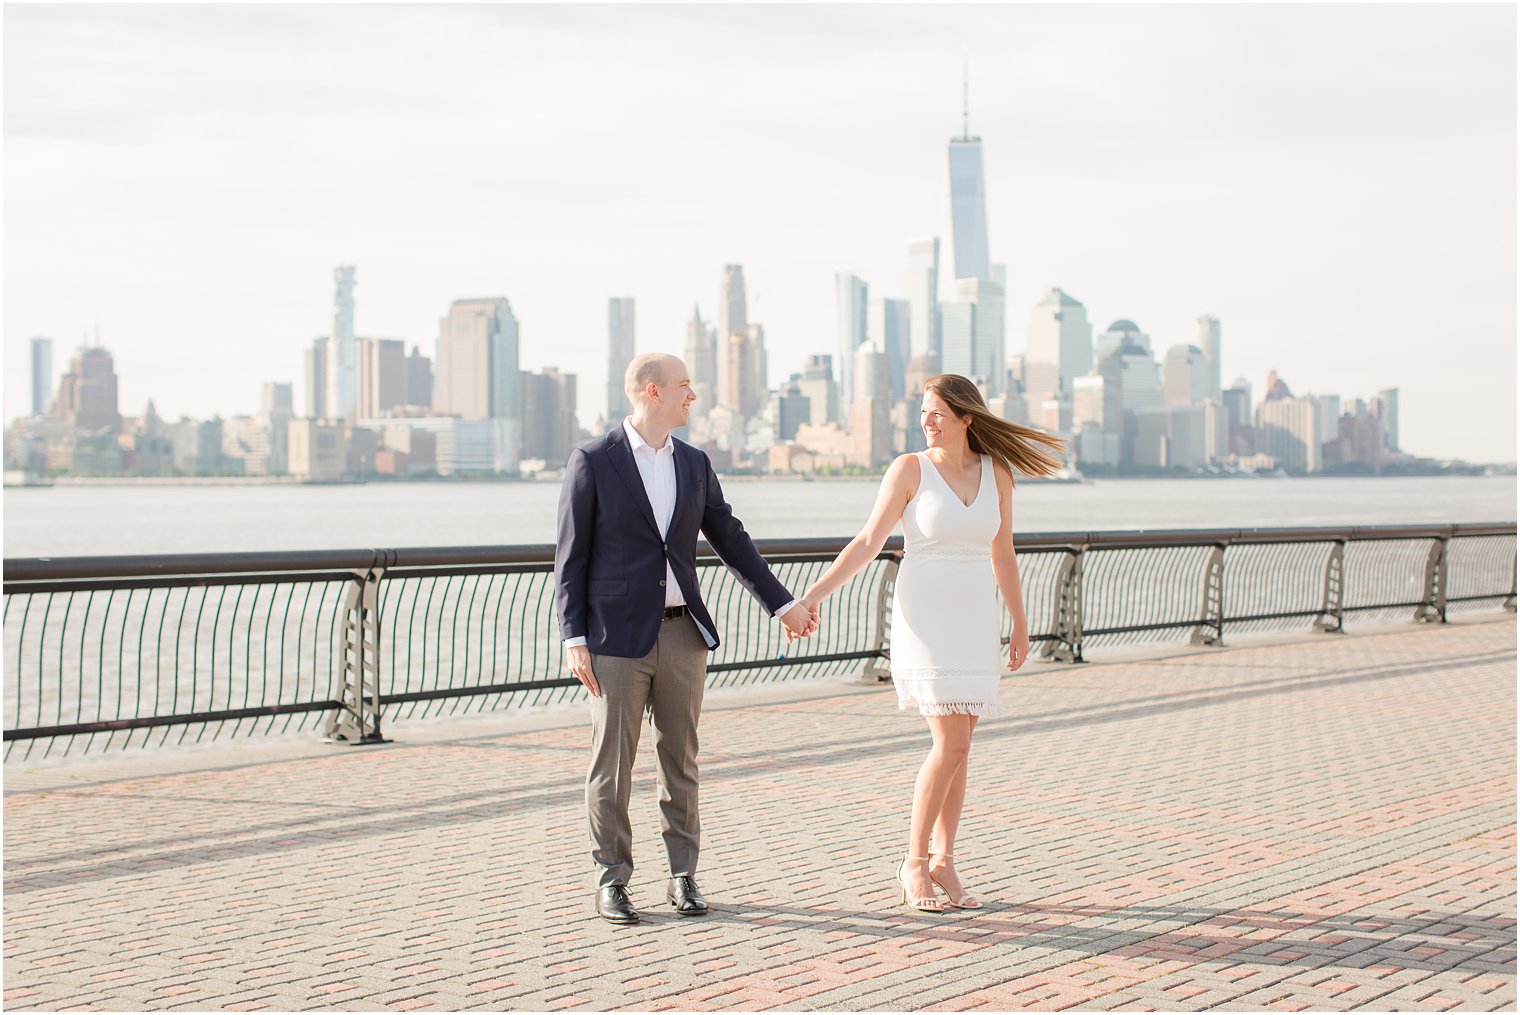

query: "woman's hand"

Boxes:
[789, 594, 823, 642]
[1008, 628, 1031, 671]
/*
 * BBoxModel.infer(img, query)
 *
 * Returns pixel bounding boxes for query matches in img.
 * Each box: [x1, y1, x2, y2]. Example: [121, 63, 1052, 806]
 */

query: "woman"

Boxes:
[799, 374, 1065, 912]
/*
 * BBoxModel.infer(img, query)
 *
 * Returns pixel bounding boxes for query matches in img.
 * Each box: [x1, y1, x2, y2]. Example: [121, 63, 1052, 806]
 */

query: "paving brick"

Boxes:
[4, 618, 1515, 1011]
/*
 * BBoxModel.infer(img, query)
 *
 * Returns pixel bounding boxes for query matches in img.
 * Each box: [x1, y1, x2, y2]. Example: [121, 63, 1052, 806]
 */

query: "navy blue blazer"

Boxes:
[554, 426, 793, 658]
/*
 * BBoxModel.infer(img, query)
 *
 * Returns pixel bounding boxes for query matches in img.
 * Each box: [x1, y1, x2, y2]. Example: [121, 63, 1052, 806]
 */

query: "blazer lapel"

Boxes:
[668, 440, 696, 536]
[607, 428, 662, 537]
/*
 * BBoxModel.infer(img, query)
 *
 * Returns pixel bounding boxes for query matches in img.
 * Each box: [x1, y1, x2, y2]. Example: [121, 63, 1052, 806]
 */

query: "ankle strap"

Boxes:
[930, 851, 956, 858]
[902, 853, 931, 861]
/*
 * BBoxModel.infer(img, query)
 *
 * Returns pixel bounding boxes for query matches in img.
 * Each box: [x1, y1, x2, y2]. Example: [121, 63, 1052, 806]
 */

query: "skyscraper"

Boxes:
[1375, 387, 1399, 451]
[260, 382, 294, 474]
[30, 337, 52, 416]
[796, 355, 838, 427]
[868, 297, 911, 402]
[1316, 394, 1343, 442]
[1096, 320, 1152, 361]
[434, 297, 520, 422]
[1162, 344, 1210, 406]
[262, 382, 294, 418]
[356, 338, 408, 419]
[726, 329, 754, 421]
[1222, 383, 1252, 436]
[332, 266, 357, 420]
[1330, 400, 1387, 468]
[53, 347, 121, 432]
[940, 278, 1005, 397]
[522, 367, 579, 464]
[607, 297, 636, 423]
[1025, 288, 1093, 397]
[1112, 342, 1164, 413]
[305, 337, 329, 419]
[1256, 393, 1323, 472]
[744, 323, 767, 418]
[774, 381, 810, 443]
[849, 344, 892, 468]
[717, 266, 747, 411]
[906, 238, 941, 359]
[835, 273, 868, 412]
[948, 71, 991, 283]
[1197, 315, 1222, 401]
[683, 305, 716, 441]
[406, 347, 432, 410]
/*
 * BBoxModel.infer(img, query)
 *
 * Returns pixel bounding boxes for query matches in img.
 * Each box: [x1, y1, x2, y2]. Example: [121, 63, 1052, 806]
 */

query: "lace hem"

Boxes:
[895, 697, 1005, 718]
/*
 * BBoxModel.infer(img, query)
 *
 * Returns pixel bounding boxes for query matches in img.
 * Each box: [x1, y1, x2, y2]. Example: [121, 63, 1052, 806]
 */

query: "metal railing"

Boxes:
[4, 522, 1514, 761]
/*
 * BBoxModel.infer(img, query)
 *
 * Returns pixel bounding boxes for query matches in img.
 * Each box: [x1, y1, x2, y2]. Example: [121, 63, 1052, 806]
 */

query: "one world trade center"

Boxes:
[943, 66, 1004, 395]
[948, 77, 991, 283]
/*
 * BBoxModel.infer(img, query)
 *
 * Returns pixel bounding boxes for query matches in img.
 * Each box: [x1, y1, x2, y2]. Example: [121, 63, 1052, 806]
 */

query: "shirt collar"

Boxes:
[623, 417, 673, 456]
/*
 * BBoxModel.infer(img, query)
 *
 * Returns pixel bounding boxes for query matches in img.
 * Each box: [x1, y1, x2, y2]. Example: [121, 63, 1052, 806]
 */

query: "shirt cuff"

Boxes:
[772, 599, 798, 619]
[564, 636, 588, 648]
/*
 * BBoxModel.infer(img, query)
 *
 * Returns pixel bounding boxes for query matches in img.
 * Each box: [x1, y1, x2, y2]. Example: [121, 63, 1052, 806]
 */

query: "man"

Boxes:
[555, 352, 817, 925]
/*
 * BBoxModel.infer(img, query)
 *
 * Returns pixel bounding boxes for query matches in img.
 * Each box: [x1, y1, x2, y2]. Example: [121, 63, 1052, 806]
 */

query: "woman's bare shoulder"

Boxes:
[886, 452, 921, 495]
[991, 458, 1016, 492]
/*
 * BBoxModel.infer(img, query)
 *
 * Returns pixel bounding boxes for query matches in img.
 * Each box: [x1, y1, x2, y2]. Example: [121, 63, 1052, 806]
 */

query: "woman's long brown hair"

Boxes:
[923, 373, 1067, 479]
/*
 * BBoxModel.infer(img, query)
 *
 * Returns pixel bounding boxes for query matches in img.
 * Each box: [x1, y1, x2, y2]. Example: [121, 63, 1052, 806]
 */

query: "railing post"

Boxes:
[1190, 543, 1226, 646]
[1042, 546, 1085, 663]
[861, 554, 899, 682]
[1414, 536, 1449, 624]
[326, 553, 391, 744]
[1313, 539, 1346, 634]
[1506, 549, 1517, 613]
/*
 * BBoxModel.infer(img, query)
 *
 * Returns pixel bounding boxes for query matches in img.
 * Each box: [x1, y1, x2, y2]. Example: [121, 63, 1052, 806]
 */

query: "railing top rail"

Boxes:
[4, 521, 1514, 584]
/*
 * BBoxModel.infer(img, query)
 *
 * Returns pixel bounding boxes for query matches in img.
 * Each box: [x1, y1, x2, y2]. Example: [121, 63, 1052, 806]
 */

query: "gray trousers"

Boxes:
[587, 615, 709, 888]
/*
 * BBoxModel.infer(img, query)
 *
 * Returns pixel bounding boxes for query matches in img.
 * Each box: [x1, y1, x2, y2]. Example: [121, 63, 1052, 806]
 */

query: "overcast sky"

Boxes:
[5, 4, 1516, 462]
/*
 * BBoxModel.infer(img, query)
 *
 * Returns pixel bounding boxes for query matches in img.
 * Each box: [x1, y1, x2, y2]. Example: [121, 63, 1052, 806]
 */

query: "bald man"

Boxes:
[554, 352, 817, 924]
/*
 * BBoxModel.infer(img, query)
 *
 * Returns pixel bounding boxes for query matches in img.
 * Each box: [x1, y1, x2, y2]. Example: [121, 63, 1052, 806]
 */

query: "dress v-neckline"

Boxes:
[923, 452, 984, 509]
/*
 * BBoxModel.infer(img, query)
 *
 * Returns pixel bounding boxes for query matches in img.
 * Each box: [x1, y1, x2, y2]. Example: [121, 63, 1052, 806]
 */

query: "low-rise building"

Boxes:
[353, 416, 505, 475]
[288, 418, 346, 481]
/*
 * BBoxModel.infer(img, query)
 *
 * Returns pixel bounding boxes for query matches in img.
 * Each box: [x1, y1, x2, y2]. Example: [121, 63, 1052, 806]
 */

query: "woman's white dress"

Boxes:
[890, 451, 1005, 717]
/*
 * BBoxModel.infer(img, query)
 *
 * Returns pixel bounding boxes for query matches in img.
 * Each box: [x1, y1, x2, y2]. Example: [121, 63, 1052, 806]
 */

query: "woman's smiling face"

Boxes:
[921, 390, 969, 448]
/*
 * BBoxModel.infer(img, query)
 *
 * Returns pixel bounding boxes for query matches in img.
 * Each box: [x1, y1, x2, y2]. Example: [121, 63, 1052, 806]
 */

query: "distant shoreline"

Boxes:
[7, 471, 1508, 489]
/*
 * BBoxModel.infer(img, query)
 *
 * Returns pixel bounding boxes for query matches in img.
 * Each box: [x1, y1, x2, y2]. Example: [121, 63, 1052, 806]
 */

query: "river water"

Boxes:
[3, 475, 1514, 558]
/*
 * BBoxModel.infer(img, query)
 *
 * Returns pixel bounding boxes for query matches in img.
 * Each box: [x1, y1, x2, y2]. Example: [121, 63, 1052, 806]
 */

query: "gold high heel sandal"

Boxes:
[897, 854, 945, 913]
[928, 851, 983, 910]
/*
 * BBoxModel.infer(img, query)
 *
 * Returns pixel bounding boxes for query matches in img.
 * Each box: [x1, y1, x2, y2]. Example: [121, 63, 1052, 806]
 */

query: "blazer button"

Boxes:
[658, 579, 667, 587]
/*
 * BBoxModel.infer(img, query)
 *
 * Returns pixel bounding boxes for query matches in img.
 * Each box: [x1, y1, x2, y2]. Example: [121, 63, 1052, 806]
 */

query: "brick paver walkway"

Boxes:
[4, 618, 1515, 1012]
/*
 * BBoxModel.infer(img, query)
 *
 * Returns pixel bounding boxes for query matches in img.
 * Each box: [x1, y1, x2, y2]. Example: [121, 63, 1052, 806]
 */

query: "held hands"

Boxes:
[780, 599, 821, 642]
[567, 644, 601, 697]
[1008, 628, 1031, 672]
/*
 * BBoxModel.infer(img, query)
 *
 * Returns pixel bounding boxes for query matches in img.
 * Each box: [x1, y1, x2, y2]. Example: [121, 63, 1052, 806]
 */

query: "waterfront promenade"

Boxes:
[4, 617, 1515, 1012]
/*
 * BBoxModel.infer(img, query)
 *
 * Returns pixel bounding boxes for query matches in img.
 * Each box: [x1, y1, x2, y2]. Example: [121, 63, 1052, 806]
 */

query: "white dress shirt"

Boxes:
[564, 418, 794, 650]
[622, 418, 686, 610]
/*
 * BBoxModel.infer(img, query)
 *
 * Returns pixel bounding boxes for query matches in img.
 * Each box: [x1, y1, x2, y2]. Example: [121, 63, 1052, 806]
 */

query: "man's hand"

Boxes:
[567, 645, 601, 697]
[780, 601, 818, 641]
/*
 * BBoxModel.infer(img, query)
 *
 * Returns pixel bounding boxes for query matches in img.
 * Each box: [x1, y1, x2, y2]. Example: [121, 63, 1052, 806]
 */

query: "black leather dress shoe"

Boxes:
[596, 885, 640, 924]
[667, 875, 710, 916]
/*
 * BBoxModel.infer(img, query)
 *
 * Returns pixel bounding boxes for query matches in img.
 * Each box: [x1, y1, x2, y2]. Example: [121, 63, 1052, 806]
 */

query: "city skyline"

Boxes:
[4, 5, 1515, 462]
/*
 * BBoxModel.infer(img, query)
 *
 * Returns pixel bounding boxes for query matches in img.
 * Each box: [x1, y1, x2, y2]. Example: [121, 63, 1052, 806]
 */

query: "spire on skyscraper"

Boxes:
[961, 54, 970, 141]
[947, 64, 991, 282]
